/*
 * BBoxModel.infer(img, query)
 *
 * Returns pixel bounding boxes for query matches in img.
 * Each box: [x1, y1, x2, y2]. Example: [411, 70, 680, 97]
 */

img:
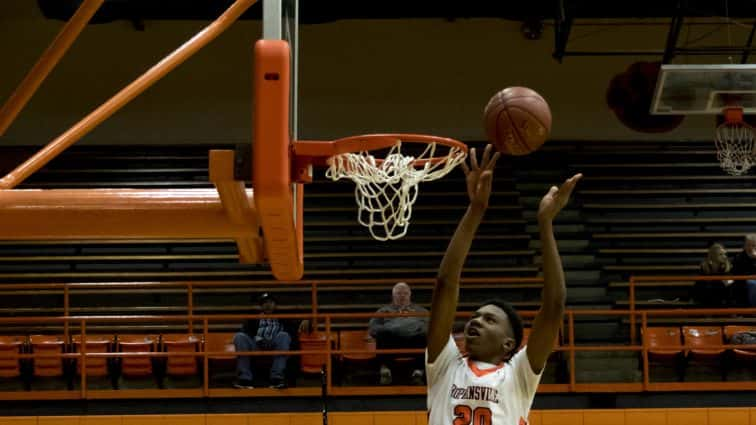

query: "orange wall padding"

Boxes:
[0, 408, 755, 425]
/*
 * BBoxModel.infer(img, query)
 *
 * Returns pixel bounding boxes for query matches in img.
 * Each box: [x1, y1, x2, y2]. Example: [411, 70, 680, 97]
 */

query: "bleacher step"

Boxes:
[563, 287, 606, 300]
[563, 270, 601, 284]
[534, 255, 595, 268]
[523, 209, 582, 222]
[529, 239, 589, 252]
[574, 352, 640, 382]
[526, 224, 586, 234]
[573, 321, 627, 343]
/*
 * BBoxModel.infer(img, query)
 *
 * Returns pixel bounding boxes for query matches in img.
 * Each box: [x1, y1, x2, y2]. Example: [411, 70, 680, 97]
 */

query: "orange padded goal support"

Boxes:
[0, 0, 104, 136]
[209, 150, 263, 263]
[253, 39, 303, 281]
[0, 0, 265, 262]
[0, 188, 260, 241]
[0, 0, 259, 190]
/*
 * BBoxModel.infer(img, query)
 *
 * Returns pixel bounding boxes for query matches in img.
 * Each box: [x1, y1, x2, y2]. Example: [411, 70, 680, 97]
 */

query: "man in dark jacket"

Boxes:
[731, 234, 756, 307]
[233, 293, 309, 389]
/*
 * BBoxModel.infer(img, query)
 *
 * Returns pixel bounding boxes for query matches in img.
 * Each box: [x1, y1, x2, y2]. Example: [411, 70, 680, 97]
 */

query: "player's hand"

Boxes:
[299, 320, 311, 334]
[460, 144, 500, 209]
[537, 173, 582, 223]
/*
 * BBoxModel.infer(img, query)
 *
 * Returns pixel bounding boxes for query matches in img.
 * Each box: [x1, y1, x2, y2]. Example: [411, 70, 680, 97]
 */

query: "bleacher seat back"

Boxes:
[72, 335, 113, 377]
[644, 327, 682, 359]
[118, 334, 157, 377]
[683, 326, 724, 358]
[0, 336, 25, 378]
[299, 332, 331, 374]
[162, 334, 200, 376]
[339, 330, 376, 361]
[29, 335, 65, 377]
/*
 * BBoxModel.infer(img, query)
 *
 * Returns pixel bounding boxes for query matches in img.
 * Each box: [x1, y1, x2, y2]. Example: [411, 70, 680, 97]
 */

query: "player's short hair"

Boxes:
[475, 299, 524, 357]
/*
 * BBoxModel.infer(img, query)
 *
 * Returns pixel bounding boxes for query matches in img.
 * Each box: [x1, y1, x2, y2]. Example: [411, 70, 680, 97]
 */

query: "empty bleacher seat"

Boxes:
[117, 334, 158, 378]
[682, 326, 725, 360]
[161, 334, 200, 377]
[644, 327, 683, 360]
[338, 330, 376, 363]
[299, 332, 334, 375]
[71, 335, 113, 378]
[0, 336, 25, 379]
[203, 333, 236, 362]
[29, 335, 65, 378]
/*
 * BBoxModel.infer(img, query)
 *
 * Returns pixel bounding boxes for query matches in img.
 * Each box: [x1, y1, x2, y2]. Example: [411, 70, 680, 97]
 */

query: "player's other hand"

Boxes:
[461, 144, 500, 210]
[537, 173, 582, 223]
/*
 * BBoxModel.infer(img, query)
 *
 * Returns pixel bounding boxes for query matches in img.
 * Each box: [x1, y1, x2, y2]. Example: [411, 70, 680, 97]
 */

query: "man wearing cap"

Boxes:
[233, 292, 309, 389]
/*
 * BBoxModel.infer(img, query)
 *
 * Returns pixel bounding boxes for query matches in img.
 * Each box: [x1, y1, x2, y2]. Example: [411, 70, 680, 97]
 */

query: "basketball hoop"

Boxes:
[715, 107, 756, 176]
[294, 134, 467, 241]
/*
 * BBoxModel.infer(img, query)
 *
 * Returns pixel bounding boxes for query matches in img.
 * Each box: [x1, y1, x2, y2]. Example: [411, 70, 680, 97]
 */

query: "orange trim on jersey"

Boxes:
[466, 358, 504, 377]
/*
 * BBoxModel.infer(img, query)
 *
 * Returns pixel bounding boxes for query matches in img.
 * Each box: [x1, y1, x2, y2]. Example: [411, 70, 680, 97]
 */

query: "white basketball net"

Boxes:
[325, 141, 467, 241]
[715, 120, 756, 176]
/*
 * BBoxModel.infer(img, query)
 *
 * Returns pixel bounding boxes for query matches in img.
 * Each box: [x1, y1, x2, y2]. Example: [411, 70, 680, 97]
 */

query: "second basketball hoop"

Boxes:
[650, 64, 756, 176]
[715, 107, 756, 176]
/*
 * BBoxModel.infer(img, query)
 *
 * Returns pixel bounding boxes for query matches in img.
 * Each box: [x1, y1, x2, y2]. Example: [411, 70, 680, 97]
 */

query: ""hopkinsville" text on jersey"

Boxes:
[426, 336, 542, 425]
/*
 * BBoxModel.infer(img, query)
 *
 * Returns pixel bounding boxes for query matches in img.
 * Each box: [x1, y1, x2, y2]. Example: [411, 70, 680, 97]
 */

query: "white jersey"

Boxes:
[426, 336, 542, 425]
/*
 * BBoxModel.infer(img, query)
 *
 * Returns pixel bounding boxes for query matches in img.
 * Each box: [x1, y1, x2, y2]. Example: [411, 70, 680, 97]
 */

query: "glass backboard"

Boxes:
[651, 64, 756, 115]
[263, 0, 297, 141]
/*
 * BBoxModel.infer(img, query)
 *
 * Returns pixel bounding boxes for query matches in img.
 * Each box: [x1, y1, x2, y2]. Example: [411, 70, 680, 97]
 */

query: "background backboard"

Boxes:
[651, 64, 756, 115]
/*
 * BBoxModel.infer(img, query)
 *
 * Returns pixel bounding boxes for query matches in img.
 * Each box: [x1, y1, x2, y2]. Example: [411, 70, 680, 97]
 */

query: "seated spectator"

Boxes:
[368, 282, 428, 385]
[233, 293, 309, 389]
[693, 242, 733, 307]
[732, 234, 756, 307]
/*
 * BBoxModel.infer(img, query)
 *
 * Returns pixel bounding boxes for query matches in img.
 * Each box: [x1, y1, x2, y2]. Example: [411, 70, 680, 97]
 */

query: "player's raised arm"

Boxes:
[427, 145, 499, 363]
[526, 173, 582, 374]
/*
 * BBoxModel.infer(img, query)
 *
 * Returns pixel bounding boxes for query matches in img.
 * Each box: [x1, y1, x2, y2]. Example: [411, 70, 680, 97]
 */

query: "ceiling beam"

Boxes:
[662, 0, 686, 64]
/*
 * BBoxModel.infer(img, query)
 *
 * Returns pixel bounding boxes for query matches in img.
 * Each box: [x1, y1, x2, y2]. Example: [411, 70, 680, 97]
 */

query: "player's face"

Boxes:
[464, 304, 515, 363]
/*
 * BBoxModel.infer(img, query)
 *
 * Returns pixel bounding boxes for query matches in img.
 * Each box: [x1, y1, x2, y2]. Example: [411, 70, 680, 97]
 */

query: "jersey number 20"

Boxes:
[452, 405, 492, 425]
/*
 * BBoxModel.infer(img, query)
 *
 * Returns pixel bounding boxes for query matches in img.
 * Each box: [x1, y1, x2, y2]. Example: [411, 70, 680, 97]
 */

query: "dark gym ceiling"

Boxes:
[34, 0, 756, 63]
[34, 1, 756, 23]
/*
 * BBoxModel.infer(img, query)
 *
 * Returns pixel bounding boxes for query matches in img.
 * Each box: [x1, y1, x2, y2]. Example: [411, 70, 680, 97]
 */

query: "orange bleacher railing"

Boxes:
[0, 277, 545, 339]
[0, 276, 751, 399]
[628, 274, 756, 343]
[0, 0, 259, 189]
[0, 309, 751, 399]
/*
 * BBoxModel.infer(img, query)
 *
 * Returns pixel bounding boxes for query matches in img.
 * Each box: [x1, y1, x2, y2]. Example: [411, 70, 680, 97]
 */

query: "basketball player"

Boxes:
[426, 144, 581, 425]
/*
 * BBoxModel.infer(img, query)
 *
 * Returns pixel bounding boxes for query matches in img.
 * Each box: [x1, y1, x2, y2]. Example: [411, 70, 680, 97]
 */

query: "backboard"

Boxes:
[262, 0, 298, 140]
[651, 64, 756, 177]
[651, 64, 756, 115]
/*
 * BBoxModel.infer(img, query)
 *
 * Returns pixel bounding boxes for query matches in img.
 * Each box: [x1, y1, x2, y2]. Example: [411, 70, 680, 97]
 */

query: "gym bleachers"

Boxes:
[0, 141, 753, 397]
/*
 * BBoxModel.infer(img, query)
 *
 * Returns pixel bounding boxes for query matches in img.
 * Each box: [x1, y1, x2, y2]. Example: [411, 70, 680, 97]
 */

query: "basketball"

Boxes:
[484, 86, 552, 155]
